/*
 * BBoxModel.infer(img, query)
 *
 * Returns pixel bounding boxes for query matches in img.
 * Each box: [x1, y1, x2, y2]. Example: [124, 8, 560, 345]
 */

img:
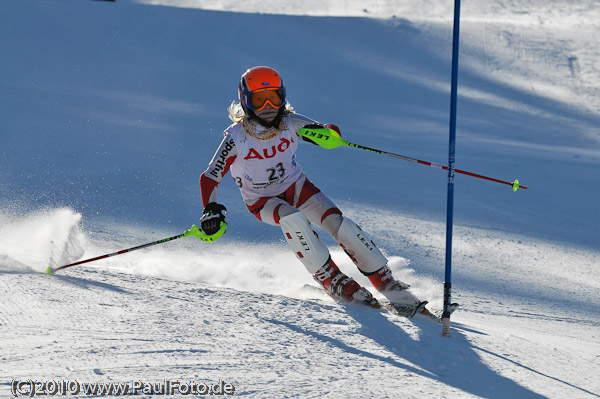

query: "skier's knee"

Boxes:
[275, 203, 299, 221]
[322, 212, 343, 239]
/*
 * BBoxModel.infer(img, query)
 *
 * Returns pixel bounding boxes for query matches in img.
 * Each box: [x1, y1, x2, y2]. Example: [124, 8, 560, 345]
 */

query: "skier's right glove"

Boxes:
[200, 203, 227, 235]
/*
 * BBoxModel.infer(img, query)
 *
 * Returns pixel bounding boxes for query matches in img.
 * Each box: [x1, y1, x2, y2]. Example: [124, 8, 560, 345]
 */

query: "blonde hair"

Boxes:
[227, 101, 295, 123]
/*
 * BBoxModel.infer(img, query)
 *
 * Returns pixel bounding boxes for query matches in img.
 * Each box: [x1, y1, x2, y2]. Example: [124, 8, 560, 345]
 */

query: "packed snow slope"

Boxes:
[1, 0, 599, 398]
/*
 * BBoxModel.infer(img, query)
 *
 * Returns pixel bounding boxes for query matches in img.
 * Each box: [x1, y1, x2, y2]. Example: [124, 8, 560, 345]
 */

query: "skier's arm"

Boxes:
[200, 134, 237, 207]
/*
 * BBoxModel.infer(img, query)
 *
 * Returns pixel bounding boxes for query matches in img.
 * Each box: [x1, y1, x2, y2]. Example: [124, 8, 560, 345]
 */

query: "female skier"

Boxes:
[198, 66, 420, 309]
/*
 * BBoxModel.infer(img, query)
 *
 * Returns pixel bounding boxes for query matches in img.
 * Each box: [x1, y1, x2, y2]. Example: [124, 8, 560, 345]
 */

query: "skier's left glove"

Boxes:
[301, 123, 324, 145]
[200, 203, 227, 236]
[301, 123, 341, 145]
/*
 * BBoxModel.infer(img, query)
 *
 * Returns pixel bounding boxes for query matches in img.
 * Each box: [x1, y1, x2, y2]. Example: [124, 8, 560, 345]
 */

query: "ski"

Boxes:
[417, 303, 460, 323]
[301, 284, 458, 322]
[382, 300, 429, 319]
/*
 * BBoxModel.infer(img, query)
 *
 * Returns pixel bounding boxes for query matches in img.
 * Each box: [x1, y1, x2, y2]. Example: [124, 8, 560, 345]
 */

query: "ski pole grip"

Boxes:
[184, 222, 227, 242]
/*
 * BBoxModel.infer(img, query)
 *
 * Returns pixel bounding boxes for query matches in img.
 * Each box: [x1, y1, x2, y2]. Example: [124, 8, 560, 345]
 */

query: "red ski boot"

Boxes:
[367, 265, 420, 305]
[313, 258, 379, 308]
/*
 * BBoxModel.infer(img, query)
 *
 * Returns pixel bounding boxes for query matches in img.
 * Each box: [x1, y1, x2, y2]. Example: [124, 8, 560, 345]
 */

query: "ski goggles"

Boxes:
[247, 89, 285, 111]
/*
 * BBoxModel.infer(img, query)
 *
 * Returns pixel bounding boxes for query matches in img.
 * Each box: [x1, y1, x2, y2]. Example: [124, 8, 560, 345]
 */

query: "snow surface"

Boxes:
[1, 0, 599, 397]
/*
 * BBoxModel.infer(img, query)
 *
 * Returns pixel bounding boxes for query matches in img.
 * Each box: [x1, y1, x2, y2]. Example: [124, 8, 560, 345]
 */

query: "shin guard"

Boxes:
[336, 217, 387, 275]
[280, 212, 329, 274]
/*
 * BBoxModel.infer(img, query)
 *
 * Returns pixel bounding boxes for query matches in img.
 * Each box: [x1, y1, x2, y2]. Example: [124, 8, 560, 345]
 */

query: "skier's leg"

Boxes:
[298, 190, 418, 304]
[334, 216, 387, 273]
[279, 210, 328, 274]
[277, 209, 378, 307]
[312, 257, 379, 307]
[297, 191, 388, 275]
[335, 216, 419, 304]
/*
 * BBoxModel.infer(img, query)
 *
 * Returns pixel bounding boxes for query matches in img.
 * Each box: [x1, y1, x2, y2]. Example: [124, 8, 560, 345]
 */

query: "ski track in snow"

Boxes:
[2, 266, 599, 398]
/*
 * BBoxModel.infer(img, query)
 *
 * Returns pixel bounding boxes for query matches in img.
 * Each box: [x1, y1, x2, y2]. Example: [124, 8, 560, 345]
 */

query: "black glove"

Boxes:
[301, 123, 324, 145]
[200, 203, 227, 235]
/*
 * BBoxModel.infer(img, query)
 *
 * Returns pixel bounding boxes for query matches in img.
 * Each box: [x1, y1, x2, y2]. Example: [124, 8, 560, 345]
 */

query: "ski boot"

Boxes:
[367, 265, 421, 304]
[313, 259, 380, 308]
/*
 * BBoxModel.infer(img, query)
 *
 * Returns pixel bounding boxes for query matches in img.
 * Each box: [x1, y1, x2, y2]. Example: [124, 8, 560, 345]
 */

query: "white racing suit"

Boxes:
[200, 111, 417, 304]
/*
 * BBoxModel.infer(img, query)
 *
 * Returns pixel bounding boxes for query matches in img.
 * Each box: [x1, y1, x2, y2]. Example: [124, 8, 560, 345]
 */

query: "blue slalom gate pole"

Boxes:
[443, 0, 462, 337]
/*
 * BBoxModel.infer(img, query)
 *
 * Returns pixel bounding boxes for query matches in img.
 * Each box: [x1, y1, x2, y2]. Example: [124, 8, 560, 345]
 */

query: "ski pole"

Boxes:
[47, 222, 227, 274]
[298, 127, 528, 191]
